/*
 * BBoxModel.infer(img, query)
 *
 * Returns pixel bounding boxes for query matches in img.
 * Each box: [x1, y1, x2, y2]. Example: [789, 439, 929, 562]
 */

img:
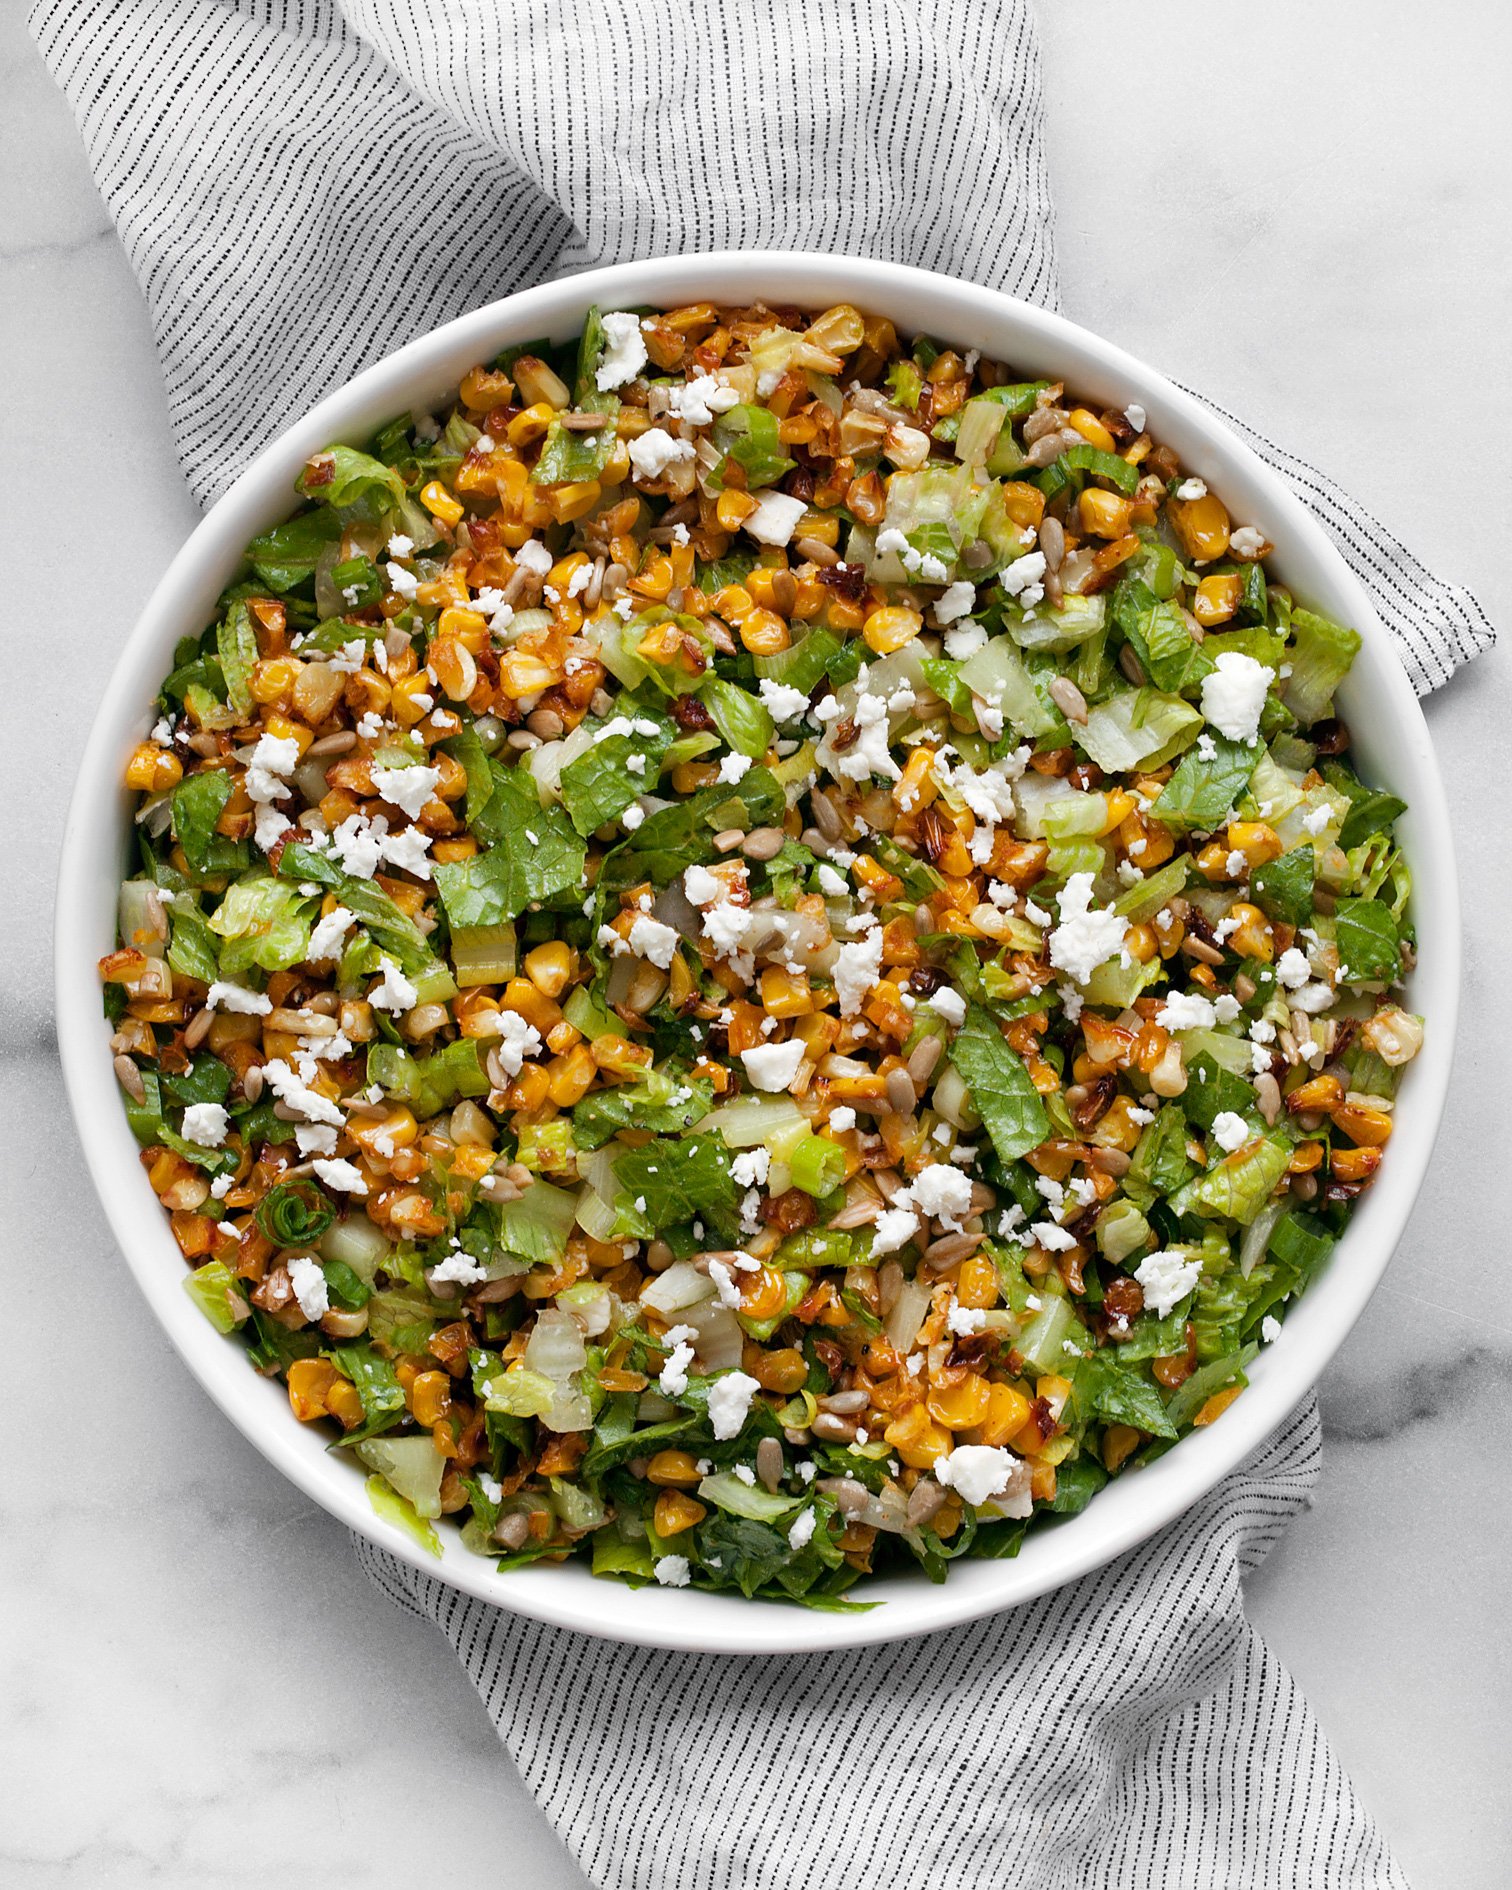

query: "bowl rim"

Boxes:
[54, 250, 1459, 1654]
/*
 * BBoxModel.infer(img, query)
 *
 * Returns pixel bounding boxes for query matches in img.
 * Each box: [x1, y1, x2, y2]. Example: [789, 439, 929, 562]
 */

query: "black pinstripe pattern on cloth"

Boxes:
[29, 1, 1487, 1880]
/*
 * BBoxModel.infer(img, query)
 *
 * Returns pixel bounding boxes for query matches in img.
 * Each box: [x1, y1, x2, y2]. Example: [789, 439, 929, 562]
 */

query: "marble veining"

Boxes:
[3, 1, 1508, 1884]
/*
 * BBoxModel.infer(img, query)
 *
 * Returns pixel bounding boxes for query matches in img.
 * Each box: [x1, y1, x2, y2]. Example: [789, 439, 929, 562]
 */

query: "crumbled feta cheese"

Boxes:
[262, 1059, 344, 1127]
[628, 426, 695, 480]
[757, 678, 811, 723]
[1174, 477, 1207, 501]
[664, 374, 740, 424]
[831, 927, 884, 1016]
[180, 1102, 229, 1148]
[653, 1554, 691, 1587]
[787, 1507, 818, 1552]
[928, 987, 967, 1027]
[370, 955, 419, 1014]
[934, 1445, 1014, 1508]
[1200, 651, 1274, 743]
[514, 538, 554, 577]
[1261, 1314, 1283, 1344]
[870, 1204, 923, 1258]
[1157, 989, 1217, 1031]
[935, 580, 977, 627]
[387, 533, 414, 558]
[305, 905, 355, 965]
[1276, 946, 1312, 990]
[244, 733, 301, 806]
[947, 1305, 986, 1336]
[816, 863, 849, 898]
[906, 1164, 973, 1230]
[657, 1324, 697, 1398]
[287, 1255, 329, 1322]
[620, 802, 645, 831]
[1031, 1222, 1077, 1253]
[385, 561, 418, 600]
[1124, 403, 1147, 433]
[741, 1039, 807, 1092]
[730, 1147, 771, 1191]
[1135, 1248, 1204, 1317]
[626, 913, 679, 970]
[312, 1157, 368, 1195]
[1210, 1111, 1250, 1153]
[1000, 550, 1047, 608]
[491, 1010, 543, 1077]
[295, 1124, 339, 1157]
[706, 1370, 762, 1441]
[828, 1105, 857, 1133]
[717, 751, 752, 784]
[371, 762, 441, 820]
[1048, 872, 1130, 985]
[596, 311, 649, 390]
[707, 1259, 743, 1311]
[743, 492, 808, 547]
[1229, 526, 1266, 559]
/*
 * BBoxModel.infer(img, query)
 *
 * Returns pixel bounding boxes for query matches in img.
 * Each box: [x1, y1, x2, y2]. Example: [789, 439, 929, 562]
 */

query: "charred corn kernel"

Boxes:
[1000, 481, 1045, 529]
[391, 673, 437, 725]
[883, 1405, 952, 1470]
[1067, 407, 1117, 453]
[1330, 1145, 1382, 1182]
[1078, 486, 1132, 539]
[1029, 1463, 1058, 1503]
[851, 853, 904, 902]
[739, 607, 790, 656]
[1102, 1424, 1142, 1473]
[408, 1370, 452, 1427]
[503, 1064, 551, 1113]
[738, 1267, 788, 1322]
[654, 1491, 706, 1536]
[1193, 1385, 1244, 1427]
[1332, 1101, 1393, 1147]
[1225, 821, 1283, 868]
[524, 940, 577, 998]
[546, 1042, 596, 1107]
[1125, 921, 1159, 964]
[459, 364, 513, 410]
[796, 511, 839, 547]
[325, 1379, 364, 1430]
[748, 1346, 808, 1395]
[549, 479, 602, 523]
[427, 637, 478, 703]
[449, 1144, 497, 1183]
[1287, 1074, 1343, 1113]
[249, 655, 304, 705]
[501, 977, 562, 1034]
[977, 1382, 1034, 1448]
[497, 649, 563, 698]
[1194, 571, 1242, 626]
[1167, 490, 1231, 562]
[420, 480, 463, 526]
[927, 1372, 993, 1431]
[287, 1358, 339, 1421]
[892, 744, 939, 812]
[862, 605, 923, 655]
[349, 1104, 418, 1156]
[759, 965, 813, 1017]
[955, 1255, 999, 1309]
[506, 401, 557, 448]
[1288, 1140, 1325, 1175]
[716, 490, 758, 531]
[428, 750, 468, 801]
[261, 711, 312, 756]
[1225, 902, 1274, 960]
[1195, 840, 1237, 880]
[744, 566, 782, 610]
[646, 1449, 702, 1488]
[124, 742, 183, 792]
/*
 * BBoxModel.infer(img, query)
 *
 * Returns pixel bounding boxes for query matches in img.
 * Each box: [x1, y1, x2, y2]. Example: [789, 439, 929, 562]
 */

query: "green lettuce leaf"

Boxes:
[434, 770, 585, 926]
[246, 510, 342, 592]
[559, 706, 677, 836]
[612, 1133, 740, 1241]
[1334, 897, 1399, 984]
[1153, 733, 1261, 829]
[947, 1002, 1050, 1165]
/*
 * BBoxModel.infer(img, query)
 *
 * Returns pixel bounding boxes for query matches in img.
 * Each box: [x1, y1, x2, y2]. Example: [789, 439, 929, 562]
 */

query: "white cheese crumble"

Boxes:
[657, 1324, 697, 1398]
[1276, 946, 1312, 990]
[928, 987, 967, 1027]
[1156, 990, 1217, 1031]
[706, 1370, 762, 1441]
[1124, 403, 1147, 433]
[935, 1445, 1015, 1507]
[740, 1039, 806, 1092]
[627, 913, 679, 969]
[370, 955, 419, 1014]
[628, 426, 695, 480]
[652, 1554, 691, 1587]
[1229, 525, 1267, 559]
[1200, 651, 1274, 744]
[306, 904, 355, 963]
[1048, 872, 1129, 985]
[1210, 1111, 1250, 1153]
[287, 1255, 329, 1322]
[831, 926, 884, 1016]
[787, 1507, 818, 1552]
[1135, 1249, 1204, 1317]
[180, 1102, 229, 1147]
[757, 678, 811, 723]
[596, 311, 649, 390]
[1261, 1314, 1283, 1344]
[935, 580, 977, 627]
[312, 1157, 368, 1195]
[664, 374, 740, 424]
[717, 751, 753, 784]
[491, 1010, 544, 1077]
[828, 1105, 857, 1133]
[371, 762, 441, 819]
[1173, 477, 1208, 501]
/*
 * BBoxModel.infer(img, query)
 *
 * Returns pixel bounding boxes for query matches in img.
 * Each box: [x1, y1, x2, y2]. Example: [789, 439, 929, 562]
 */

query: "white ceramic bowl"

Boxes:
[55, 253, 1457, 1654]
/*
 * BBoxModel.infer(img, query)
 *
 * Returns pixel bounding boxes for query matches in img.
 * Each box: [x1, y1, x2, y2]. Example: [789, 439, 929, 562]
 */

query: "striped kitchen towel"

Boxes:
[31, 1, 1493, 1885]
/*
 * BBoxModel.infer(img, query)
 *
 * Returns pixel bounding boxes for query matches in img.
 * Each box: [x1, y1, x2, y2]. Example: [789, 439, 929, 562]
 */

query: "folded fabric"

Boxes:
[30, 0, 1492, 1884]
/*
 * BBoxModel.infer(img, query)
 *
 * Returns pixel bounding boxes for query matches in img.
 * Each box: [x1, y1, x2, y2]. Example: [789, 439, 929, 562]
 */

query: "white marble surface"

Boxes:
[3, 1, 1509, 1883]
